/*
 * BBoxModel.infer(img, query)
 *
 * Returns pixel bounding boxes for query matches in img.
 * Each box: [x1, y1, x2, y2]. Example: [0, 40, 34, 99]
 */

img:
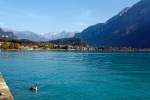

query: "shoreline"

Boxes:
[1, 48, 150, 52]
[1, 38, 150, 52]
[0, 72, 14, 100]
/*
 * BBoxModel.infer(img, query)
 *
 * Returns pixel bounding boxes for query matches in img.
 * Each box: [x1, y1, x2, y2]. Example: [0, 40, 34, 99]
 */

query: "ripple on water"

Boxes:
[0, 51, 150, 100]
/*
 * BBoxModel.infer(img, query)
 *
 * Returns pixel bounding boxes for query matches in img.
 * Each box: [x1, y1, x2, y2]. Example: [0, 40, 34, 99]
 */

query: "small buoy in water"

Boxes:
[30, 84, 38, 92]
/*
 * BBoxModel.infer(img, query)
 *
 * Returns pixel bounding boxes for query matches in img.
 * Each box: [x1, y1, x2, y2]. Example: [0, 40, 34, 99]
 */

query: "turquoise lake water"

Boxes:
[0, 51, 150, 100]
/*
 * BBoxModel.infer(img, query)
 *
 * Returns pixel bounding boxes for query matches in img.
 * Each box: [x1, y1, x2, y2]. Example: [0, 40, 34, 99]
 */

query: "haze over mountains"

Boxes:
[43, 31, 75, 41]
[1, 28, 75, 41]
[76, 0, 150, 48]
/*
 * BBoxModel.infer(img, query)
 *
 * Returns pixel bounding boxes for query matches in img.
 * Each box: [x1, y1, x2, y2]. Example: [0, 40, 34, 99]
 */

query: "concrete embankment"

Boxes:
[0, 73, 14, 100]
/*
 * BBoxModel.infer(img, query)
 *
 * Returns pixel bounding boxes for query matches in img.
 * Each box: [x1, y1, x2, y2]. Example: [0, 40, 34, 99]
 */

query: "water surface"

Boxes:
[0, 51, 150, 100]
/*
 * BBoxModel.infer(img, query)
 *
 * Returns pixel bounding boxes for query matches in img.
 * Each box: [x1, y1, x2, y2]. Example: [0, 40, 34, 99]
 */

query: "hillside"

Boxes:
[49, 37, 86, 46]
[76, 0, 150, 48]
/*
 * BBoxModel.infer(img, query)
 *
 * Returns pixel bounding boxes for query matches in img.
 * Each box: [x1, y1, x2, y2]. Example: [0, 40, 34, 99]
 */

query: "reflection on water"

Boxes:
[0, 51, 150, 100]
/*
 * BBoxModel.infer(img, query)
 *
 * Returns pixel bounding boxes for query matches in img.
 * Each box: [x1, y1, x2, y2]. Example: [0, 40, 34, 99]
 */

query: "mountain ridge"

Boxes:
[2, 28, 75, 41]
[76, 0, 150, 48]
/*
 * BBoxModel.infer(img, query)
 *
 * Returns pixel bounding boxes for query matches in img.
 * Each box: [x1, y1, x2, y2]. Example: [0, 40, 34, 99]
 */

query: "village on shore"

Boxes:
[0, 38, 150, 52]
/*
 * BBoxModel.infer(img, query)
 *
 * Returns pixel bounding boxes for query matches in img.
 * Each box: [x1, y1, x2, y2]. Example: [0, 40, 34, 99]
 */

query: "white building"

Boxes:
[19, 46, 34, 50]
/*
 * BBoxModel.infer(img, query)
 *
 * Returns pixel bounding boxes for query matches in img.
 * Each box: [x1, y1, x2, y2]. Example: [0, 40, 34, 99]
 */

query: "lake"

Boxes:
[0, 51, 150, 100]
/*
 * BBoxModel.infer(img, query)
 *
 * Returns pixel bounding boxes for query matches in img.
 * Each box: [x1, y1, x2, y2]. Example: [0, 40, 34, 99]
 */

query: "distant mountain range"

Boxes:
[0, 28, 17, 39]
[76, 0, 150, 48]
[43, 31, 75, 40]
[2, 28, 75, 41]
[13, 31, 45, 41]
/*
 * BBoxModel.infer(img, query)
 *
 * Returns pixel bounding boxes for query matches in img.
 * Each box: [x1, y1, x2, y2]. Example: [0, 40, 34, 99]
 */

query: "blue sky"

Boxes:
[0, 0, 140, 34]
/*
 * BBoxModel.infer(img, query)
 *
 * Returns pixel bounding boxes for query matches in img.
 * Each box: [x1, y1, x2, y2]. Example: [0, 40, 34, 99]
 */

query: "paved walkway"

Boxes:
[0, 73, 14, 100]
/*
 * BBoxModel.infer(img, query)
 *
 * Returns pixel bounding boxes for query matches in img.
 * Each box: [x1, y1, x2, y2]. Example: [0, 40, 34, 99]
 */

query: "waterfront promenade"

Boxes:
[0, 73, 13, 100]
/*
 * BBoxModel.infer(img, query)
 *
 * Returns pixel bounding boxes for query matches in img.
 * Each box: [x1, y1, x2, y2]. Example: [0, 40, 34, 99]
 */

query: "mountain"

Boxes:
[43, 31, 75, 40]
[76, 0, 150, 48]
[49, 37, 86, 46]
[13, 31, 46, 41]
[15, 31, 75, 41]
[3, 28, 45, 41]
[0, 28, 17, 39]
[4, 28, 75, 41]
